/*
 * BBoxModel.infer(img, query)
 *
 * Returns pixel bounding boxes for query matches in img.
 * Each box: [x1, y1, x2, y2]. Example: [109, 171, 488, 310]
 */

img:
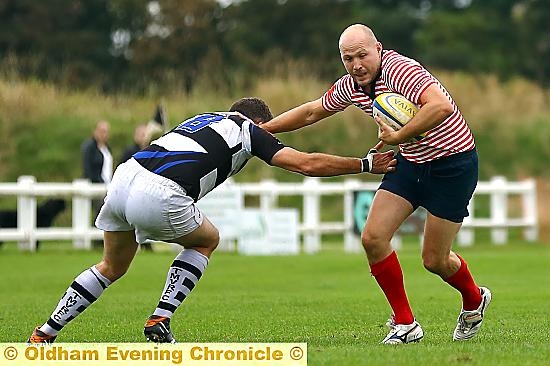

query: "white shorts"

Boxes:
[95, 158, 204, 244]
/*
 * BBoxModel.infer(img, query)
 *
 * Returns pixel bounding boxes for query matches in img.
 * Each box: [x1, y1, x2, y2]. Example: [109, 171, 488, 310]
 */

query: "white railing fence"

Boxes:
[0, 175, 538, 252]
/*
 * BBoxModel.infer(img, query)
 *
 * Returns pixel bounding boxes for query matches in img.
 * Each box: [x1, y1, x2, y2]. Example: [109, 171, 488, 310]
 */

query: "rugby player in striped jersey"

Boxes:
[27, 97, 396, 344]
[260, 24, 491, 344]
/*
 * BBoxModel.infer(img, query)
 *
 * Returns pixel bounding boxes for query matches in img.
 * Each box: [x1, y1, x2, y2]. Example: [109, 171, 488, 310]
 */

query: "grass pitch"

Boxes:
[0, 241, 549, 365]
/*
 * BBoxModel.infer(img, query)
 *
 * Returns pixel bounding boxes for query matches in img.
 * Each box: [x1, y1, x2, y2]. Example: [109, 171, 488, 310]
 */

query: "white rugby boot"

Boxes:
[453, 286, 492, 341]
[382, 320, 424, 344]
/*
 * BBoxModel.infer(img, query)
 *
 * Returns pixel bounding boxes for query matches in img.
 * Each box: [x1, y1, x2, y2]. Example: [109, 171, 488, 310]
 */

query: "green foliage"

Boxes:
[0, 0, 120, 87]
[475, 117, 550, 178]
[1, 242, 550, 365]
[1, 0, 549, 91]
[415, 9, 512, 72]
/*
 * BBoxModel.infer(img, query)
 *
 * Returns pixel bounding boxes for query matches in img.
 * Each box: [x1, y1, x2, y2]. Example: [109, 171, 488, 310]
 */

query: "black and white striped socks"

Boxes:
[40, 265, 111, 336]
[153, 249, 209, 318]
[38, 249, 208, 337]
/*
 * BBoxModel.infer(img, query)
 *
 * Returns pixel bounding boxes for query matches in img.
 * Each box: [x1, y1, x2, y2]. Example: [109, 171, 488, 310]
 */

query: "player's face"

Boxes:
[340, 41, 382, 87]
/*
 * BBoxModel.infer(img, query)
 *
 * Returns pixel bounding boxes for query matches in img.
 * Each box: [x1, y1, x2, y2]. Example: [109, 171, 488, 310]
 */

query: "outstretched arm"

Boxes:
[270, 146, 396, 177]
[260, 98, 336, 133]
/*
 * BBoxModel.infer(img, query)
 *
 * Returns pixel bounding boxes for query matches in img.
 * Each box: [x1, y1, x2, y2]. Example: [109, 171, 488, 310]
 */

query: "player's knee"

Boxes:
[361, 229, 383, 250]
[190, 230, 220, 258]
[202, 229, 220, 252]
[422, 255, 445, 274]
[207, 230, 220, 251]
[361, 229, 387, 258]
[96, 260, 128, 282]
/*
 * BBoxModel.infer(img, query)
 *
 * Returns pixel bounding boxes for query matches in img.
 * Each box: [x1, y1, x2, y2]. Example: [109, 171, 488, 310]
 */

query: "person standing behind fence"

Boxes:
[119, 124, 149, 165]
[120, 104, 169, 165]
[119, 123, 154, 251]
[260, 24, 491, 344]
[27, 97, 397, 344]
[81, 120, 112, 248]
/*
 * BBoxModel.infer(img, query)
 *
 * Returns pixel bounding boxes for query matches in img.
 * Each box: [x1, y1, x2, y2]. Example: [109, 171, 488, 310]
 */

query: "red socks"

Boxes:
[370, 251, 414, 325]
[370, 252, 481, 322]
[445, 254, 482, 310]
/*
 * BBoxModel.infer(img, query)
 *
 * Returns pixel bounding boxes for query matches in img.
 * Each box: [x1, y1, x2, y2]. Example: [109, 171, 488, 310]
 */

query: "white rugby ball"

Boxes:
[372, 93, 424, 142]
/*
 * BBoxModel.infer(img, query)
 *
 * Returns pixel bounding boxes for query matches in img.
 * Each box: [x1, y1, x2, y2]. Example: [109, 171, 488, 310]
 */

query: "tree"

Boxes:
[513, 0, 550, 84]
[125, 0, 224, 92]
[0, 0, 118, 87]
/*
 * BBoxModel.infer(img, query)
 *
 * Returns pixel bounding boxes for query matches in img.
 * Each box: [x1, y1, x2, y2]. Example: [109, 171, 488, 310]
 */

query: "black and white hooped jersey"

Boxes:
[132, 112, 285, 201]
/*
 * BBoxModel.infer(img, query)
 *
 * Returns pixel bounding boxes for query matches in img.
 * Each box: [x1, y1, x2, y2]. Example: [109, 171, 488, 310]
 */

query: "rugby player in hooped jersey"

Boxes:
[27, 97, 397, 344]
[260, 24, 491, 344]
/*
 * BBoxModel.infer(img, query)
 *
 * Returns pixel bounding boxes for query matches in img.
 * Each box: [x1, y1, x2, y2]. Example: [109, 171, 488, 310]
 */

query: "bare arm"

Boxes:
[260, 98, 336, 133]
[376, 84, 454, 145]
[270, 146, 396, 177]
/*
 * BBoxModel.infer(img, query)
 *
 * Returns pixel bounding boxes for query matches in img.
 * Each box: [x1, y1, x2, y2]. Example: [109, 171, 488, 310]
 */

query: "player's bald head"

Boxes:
[338, 24, 382, 87]
[339, 24, 378, 49]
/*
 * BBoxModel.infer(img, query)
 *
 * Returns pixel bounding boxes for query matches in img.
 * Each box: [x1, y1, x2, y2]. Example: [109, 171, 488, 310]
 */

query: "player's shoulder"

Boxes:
[326, 74, 356, 95]
[332, 73, 355, 87]
[382, 49, 422, 69]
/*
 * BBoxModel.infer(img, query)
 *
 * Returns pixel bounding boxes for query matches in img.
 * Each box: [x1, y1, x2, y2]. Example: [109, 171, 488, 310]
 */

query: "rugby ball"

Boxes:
[372, 93, 424, 142]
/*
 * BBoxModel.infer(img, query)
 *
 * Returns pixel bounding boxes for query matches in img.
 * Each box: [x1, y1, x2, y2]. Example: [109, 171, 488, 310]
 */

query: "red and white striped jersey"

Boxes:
[321, 50, 475, 163]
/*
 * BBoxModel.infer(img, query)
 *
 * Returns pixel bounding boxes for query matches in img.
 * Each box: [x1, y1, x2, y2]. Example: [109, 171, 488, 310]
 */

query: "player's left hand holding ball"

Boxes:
[362, 140, 397, 174]
[374, 116, 404, 145]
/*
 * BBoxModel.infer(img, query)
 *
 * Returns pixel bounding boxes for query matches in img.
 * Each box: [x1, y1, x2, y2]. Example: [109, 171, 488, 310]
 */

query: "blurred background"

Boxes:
[0, 0, 549, 242]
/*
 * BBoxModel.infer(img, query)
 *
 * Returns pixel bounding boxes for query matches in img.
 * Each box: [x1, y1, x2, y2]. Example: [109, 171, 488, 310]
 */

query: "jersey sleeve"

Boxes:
[383, 54, 436, 104]
[248, 123, 285, 164]
[321, 75, 354, 112]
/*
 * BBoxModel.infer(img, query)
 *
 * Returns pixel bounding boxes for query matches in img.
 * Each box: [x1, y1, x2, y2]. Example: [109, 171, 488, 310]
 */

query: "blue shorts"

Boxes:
[379, 149, 478, 223]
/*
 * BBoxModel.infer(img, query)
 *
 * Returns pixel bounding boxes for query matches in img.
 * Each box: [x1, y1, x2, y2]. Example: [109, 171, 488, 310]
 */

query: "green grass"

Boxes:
[0, 242, 549, 365]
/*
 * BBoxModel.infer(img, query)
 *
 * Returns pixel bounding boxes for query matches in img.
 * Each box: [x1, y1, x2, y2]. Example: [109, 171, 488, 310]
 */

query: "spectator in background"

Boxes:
[119, 123, 154, 252]
[120, 104, 169, 166]
[119, 105, 168, 252]
[81, 120, 112, 248]
[118, 104, 168, 165]
[119, 124, 149, 165]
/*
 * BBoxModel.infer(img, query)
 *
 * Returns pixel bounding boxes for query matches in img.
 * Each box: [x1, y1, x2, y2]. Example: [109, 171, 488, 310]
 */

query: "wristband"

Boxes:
[361, 149, 377, 173]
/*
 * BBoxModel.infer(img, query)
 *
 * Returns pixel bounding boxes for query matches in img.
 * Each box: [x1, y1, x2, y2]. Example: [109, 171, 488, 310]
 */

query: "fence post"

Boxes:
[17, 176, 37, 251]
[303, 177, 321, 253]
[72, 179, 92, 249]
[523, 179, 538, 241]
[490, 176, 507, 244]
[259, 179, 278, 212]
[457, 198, 475, 246]
[344, 179, 362, 253]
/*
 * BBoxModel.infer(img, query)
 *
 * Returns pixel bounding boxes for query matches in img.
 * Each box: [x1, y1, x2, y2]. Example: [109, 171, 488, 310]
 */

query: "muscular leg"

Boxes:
[97, 230, 140, 281]
[171, 215, 220, 256]
[421, 213, 461, 278]
[150, 216, 219, 319]
[38, 230, 138, 337]
[362, 190, 414, 263]
[362, 190, 415, 325]
[422, 213, 481, 310]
